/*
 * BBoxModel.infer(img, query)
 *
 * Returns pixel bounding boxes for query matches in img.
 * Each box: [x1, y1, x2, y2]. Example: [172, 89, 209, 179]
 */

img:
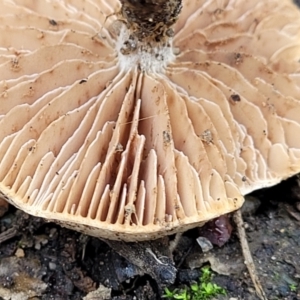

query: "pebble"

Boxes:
[243, 222, 249, 229]
[34, 242, 41, 250]
[34, 236, 48, 250]
[278, 285, 289, 297]
[49, 262, 57, 270]
[15, 248, 25, 258]
[196, 236, 213, 252]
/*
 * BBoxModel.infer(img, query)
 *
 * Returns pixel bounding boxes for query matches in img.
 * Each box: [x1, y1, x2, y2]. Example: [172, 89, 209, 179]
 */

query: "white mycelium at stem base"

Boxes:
[116, 26, 176, 72]
[116, 0, 182, 72]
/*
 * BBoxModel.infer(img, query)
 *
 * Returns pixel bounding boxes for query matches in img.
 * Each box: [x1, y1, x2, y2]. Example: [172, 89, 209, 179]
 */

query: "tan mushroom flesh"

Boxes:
[0, 0, 300, 241]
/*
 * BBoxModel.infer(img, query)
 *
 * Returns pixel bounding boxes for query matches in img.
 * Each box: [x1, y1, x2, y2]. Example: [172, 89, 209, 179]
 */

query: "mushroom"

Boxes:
[0, 0, 300, 241]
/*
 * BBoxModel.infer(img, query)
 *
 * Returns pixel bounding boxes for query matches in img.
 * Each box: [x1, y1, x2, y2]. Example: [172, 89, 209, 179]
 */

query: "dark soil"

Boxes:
[1, 175, 300, 300]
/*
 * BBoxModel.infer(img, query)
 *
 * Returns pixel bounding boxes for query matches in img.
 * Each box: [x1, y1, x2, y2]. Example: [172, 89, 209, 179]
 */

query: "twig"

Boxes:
[233, 209, 268, 300]
[0, 227, 18, 244]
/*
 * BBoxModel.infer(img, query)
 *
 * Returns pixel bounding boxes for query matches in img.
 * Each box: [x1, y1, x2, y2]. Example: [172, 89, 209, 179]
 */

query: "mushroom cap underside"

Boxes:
[0, 0, 300, 241]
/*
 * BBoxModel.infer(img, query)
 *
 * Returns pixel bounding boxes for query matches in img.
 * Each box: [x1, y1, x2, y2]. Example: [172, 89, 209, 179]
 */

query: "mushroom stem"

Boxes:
[120, 0, 182, 44]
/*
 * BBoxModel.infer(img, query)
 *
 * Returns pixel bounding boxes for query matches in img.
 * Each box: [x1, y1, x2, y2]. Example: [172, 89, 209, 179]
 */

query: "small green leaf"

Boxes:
[191, 283, 198, 292]
[163, 267, 226, 300]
